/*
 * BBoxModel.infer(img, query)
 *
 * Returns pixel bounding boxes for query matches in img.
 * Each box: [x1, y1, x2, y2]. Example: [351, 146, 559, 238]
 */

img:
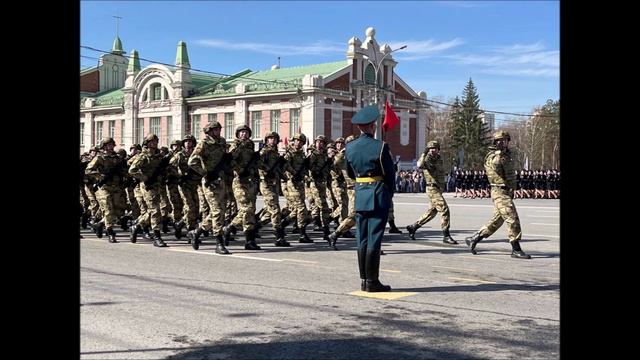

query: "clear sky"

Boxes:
[81, 1, 559, 122]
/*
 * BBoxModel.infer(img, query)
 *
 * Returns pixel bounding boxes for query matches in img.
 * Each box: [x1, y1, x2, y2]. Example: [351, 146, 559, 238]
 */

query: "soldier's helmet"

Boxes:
[203, 121, 222, 133]
[182, 134, 197, 146]
[100, 137, 116, 148]
[493, 130, 511, 142]
[130, 143, 142, 151]
[345, 135, 356, 144]
[142, 134, 159, 146]
[335, 137, 345, 144]
[235, 124, 252, 138]
[170, 139, 183, 148]
[160, 146, 169, 153]
[314, 135, 327, 143]
[427, 140, 440, 150]
[292, 133, 307, 144]
[116, 149, 127, 157]
[326, 142, 336, 150]
[264, 131, 280, 143]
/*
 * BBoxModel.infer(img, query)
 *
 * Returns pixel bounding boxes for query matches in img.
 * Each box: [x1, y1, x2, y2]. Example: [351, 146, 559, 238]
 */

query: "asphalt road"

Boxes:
[81, 193, 559, 359]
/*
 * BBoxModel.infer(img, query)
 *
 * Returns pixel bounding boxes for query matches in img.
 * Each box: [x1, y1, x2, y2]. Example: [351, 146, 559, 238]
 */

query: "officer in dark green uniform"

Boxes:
[345, 105, 396, 292]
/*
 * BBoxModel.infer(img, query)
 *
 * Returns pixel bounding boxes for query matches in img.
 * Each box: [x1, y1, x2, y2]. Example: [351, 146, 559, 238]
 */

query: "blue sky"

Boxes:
[81, 1, 559, 122]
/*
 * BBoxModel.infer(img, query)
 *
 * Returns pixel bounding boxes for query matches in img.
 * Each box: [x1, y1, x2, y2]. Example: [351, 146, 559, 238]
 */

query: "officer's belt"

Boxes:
[356, 176, 384, 183]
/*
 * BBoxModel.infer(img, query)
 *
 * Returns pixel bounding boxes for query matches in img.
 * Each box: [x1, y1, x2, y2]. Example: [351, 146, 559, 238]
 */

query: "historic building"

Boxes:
[80, 27, 430, 164]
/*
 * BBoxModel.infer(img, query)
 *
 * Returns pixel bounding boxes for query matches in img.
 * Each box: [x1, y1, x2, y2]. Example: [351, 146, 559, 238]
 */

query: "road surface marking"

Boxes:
[282, 259, 318, 264]
[380, 269, 401, 273]
[349, 291, 417, 300]
[432, 265, 477, 272]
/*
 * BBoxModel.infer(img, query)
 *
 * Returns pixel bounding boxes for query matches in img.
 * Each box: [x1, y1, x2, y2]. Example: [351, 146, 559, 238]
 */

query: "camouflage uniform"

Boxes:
[328, 140, 348, 224]
[406, 141, 457, 244]
[187, 123, 230, 253]
[168, 136, 200, 239]
[85, 138, 127, 242]
[83, 147, 103, 225]
[128, 134, 169, 247]
[328, 135, 357, 246]
[465, 131, 531, 259]
[308, 135, 332, 239]
[124, 144, 142, 221]
[282, 133, 312, 242]
[258, 132, 290, 246]
[165, 140, 184, 228]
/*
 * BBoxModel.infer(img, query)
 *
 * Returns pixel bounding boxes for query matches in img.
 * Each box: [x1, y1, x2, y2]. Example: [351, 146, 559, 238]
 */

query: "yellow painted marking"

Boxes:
[432, 265, 477, 272]
[282, 259, 318, 264]
[380, 269, 401, 273]
[448, 277, 497, 284]
[168, 248, 283, 261]
[349, 291, 418, 300]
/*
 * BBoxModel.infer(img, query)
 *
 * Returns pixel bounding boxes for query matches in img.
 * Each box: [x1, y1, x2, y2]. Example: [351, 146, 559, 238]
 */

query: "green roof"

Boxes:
[229, 60, 349, 85]
[92, 88, 124, 107]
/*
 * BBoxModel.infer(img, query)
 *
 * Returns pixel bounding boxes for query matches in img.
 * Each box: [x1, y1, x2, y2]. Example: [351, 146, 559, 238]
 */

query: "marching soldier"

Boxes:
[258, 132, 290, 247]
[281, 133, 312, 243]
[345, 105, 395, 292]
[406, 140, 457, 244]
[465, 130, 531, 259]
[166, 140, 184, 232]
[308, 135, 332, 240]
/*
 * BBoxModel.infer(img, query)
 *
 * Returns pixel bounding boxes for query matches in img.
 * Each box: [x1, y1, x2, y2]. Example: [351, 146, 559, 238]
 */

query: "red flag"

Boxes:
[383, 100, 400, 132]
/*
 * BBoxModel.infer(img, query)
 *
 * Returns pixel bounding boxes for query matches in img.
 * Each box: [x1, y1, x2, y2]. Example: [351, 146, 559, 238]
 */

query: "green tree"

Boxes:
[449, 78, 491, 169]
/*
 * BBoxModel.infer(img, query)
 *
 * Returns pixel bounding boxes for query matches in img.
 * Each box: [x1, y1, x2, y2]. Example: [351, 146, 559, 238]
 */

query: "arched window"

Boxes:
[364, 64, 376, 85]
[151, 83, 161, 101]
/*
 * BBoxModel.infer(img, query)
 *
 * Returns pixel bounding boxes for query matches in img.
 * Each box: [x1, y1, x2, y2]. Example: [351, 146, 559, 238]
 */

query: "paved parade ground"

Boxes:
[81, 193, 560, 359]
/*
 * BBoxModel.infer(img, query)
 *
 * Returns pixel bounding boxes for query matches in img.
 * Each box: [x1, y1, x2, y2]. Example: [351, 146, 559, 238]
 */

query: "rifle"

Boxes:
[265, 155, 287, 179]
[144, 156, 171, 187]
[94, 159, 127, 190]
[204, 152, 231, 187]
[311, 155, 332, 179]
[291, 157, 310, 182]
[238, 151, 261, 178]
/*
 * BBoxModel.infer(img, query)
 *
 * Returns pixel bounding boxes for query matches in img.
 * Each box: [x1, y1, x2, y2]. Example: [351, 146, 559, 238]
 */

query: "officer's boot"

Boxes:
[274, 227, 291, 247]
[93, 220, 105, 238]
[465, 231, 485, 255]
[365, 250, 391, 292]
[106, 227, 118, 243]
[388, 220, 402, 234]
[152, 230, 167, 247]
[215, 235, 231, 254]
[357, 248, 367, 291]
[244, 229, 261, 250]
[223, 224, 237, 246]
[322, 225, 331, 241]
[190, 227, 204, 250]
[174, 219, 184, 240]
[442, 228, 458, 244]
[298, 225, 313, 243]
[328, 230, 340, 250]
[406, 223, 419, 240]
[313, 216, 323, 231]
[162, 218, 170, 233]
[510, 241, 532, 259]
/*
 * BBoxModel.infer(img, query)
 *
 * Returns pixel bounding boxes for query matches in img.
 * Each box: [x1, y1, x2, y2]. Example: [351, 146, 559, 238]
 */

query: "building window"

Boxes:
[270, 110, 280, 133]
[150, 117, 161, 140]
[289, 108, 300, 135]
[80, 122, 84, 147]
[191, 115, 201, 140]
[137, 118, 145, 144]
[95, 121, 103, 144]
[331, 109, 342, 139]
[109, 120, 116, 139]
[151, 84, 161, 101]
[166, 116, 172, 145]
[225, 113, 234, 139]
[365, 64, 376, 85]
[251, 111, 261, 139]
[208, 113, 216, 127]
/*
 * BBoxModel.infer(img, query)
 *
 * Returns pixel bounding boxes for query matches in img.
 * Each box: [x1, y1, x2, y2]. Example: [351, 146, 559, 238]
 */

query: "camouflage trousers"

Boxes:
[95, 185, 127, 229]
[84, 184, 102, 219]
[166, 183, 184, 223]
[326, 181, 337, 211]
[279, 179, 293, 222]
[159, 184, 172, 220]
[179, 181, 200, 230]
[225, 177, 236, 225]
[134, 183, 148, 216]
[479, 187, 522, 242]
[335, 187, 356, 234]
[200, 178, 226, 236]
[230, 177, 256, 232]
[125, 184, 141, 220]
[330, 181, 348, 222]
[259, 178, 282, 230]
[285, 179, 308, 228]
[197, 184, 210, 224]
[310, 179, 331, 227]
[135, 182, 163, 231]
[413, 186, 450, 231]
[80, 186, 90, 213]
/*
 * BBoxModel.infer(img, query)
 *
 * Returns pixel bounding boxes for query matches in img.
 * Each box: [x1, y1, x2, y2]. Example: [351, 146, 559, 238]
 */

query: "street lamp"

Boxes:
[363, 42, 407, 139]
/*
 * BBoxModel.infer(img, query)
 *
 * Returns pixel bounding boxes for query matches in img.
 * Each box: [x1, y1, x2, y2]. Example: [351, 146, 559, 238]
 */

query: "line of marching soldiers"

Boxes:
[79, 122, 382, 253]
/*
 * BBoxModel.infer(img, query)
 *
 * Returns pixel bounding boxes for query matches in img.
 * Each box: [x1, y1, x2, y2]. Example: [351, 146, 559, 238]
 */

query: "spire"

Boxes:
[111, 15, 124, 55]
[175, 41, 191, 69]
[127, 50, 140, 73]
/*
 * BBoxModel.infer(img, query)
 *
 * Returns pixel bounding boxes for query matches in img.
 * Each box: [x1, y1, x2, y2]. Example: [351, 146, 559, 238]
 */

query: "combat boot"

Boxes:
[406, 224, 418, 240]
[298, 226, 313, 243]
[223, 224, 237, 246]
[215, 235, 231, 254]
[510, 241, 531, 259]
[442, 229, 458, 244]
[312, 216, 323, 231]
[244, 229, 261, 250]
[129, 223, 140, 243]
[119, 215, 131, 231]
[274, 228, 291, 247]
[190, 227, 204, 250]
[153, 230, 167, 247]
[341, 230, 355, 238]
[106, 227, 118, 243]
[162, 218, 170, 233]
[280, 218, 291, 230]
[357, 249, 367, 291]
[143, 226, 152, 240]
[388, 220, 402, 234]
[364, 249, 391, 292]
[322, 225, 331, 241]
[93, 220, 105, 238]
[174, 219, 184, 240]
[328, 231, 339, 250]
[465, 231, 485, 255]
[291, 223, 300, 234]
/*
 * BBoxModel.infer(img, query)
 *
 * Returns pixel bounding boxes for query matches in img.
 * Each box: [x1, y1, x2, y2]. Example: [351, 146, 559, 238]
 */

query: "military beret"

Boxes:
[351, 105, 380, 125]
